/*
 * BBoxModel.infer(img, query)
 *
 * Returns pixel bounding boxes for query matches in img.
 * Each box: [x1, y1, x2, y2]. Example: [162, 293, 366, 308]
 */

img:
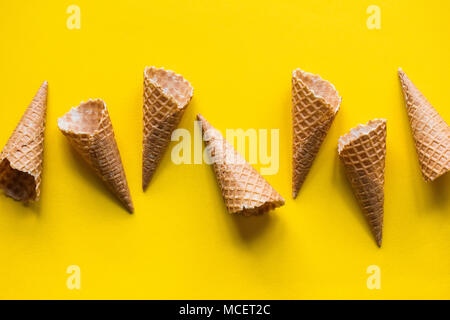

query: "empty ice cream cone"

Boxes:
[58, 99, 134, 213]
[143, 67, 193, 190]
[0, 81, 48, 202]
[398, 68, 450, 181]
[292, 69, 341, 198]
[198, 114, 284, 216]
[338, 119, 387, 247]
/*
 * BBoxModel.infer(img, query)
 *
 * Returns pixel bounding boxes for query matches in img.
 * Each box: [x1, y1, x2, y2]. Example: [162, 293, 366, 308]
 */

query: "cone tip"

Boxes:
[374, 229, 382, 247]
[126, 202, 134, 214]
[196, 113, 205, 122]
[39, 81, 48, 94]
[196, 113, 210, 129]
[142, 168, 155, 191]
[292, 68, 302, 76]
[376, 238, 382, 248]
[197, 114, 216, 135]
[142, 179, 149, 191]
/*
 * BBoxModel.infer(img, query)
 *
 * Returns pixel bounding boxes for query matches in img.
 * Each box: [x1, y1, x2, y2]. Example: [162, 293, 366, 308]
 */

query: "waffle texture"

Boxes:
[143, 67, 193, 190]
[338, 119, 387, 247]
[292, 69, 341, 198]
[58, 99, 134, 213]
[398, 69, 450, 181]
[0, 81, 48, 202]
[198, 114, 284, 216]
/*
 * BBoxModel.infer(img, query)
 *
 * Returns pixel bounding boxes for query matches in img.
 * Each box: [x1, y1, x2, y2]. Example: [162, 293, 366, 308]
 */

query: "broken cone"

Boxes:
[292, 69, 341, 198]
[338, 119, 387, 247]
[198, 114, 285, 216]
[143, 67, 193, 190]
[398, 68, 450, 181]
[58, 99, 134, 213]
[0, 81, 48, 202]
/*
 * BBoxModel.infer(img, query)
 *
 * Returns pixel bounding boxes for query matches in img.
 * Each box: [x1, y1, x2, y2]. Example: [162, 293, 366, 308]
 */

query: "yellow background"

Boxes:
[0, 0, 449, 299]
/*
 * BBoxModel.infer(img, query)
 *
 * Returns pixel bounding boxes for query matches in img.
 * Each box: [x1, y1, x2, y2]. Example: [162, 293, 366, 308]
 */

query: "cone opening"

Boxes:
[58, 99, 106, 135]
[293, 69, 341, 114]
[236, 199, 285, 216]
[144, 67, 193, 108]
[338, 119, 386, 154]
[0, 159, 36, 201]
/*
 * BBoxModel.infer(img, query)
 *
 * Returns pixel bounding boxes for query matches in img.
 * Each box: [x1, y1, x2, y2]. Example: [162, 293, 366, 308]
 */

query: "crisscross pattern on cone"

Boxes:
[338, 119, 387, 247]
[58, 99, 134, 213]
[198, 114, 284, 216]
[143, 67, 193, 190]
[398, 69, 450, 181]
[292, 69, 341, 198]
[0, 81, 48, 202]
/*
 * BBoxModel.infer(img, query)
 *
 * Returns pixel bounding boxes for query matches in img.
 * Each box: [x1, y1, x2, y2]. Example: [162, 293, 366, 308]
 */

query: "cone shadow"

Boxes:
[230, 212, 273, 243]
[143, 98, 198, 192]
[410, 167, 450, 215]
[210, 172, 275, 242]
[0, 196, 42, 216]
[142, 151, 167, 191]
[64, 141, 131, 215]
[429, 172, 450, 209]
[199, 128, 276, 243]
[333, 154, 377, 246]
[24, 199, 42, 215]
[206, 166, 274, 243]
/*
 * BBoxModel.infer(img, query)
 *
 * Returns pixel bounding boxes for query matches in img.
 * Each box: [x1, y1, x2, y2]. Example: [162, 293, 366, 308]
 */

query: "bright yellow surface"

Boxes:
[0, 0, 449, 300]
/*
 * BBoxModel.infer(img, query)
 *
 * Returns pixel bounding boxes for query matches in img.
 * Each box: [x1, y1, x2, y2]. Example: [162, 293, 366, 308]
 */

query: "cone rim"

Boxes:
[292, 68, 342, 115]
[57, 99, 108, 136]
[338, 119, 387, 154]
[144, 66, 193, 110]
[0, 155, 36, 178]
[234, 197, 286, 216]
[0, 158, 38, 201]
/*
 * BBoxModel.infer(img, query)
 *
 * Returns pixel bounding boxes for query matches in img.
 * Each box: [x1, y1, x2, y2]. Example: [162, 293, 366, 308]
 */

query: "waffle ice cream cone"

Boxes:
[58, 99, 134, 213]
[398, 69, 450, 181]
[197, 114, 284, 216]
[143, 67, 193, 190]
[292, 69, 341, 198]
[0, 81, 48, 202]
[338, 119, 387, 247]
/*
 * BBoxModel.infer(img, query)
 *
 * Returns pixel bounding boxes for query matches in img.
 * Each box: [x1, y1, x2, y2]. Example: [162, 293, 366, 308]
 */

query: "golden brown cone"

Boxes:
[0, 81, 48, 202]
[197, 114, 285, 216]
[292, 69, 341, 198]
[58, 99, 134, 213]
[398, 69, 450, 181]
[143, 67, 193, 190]
[338, 119, 387, 247]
